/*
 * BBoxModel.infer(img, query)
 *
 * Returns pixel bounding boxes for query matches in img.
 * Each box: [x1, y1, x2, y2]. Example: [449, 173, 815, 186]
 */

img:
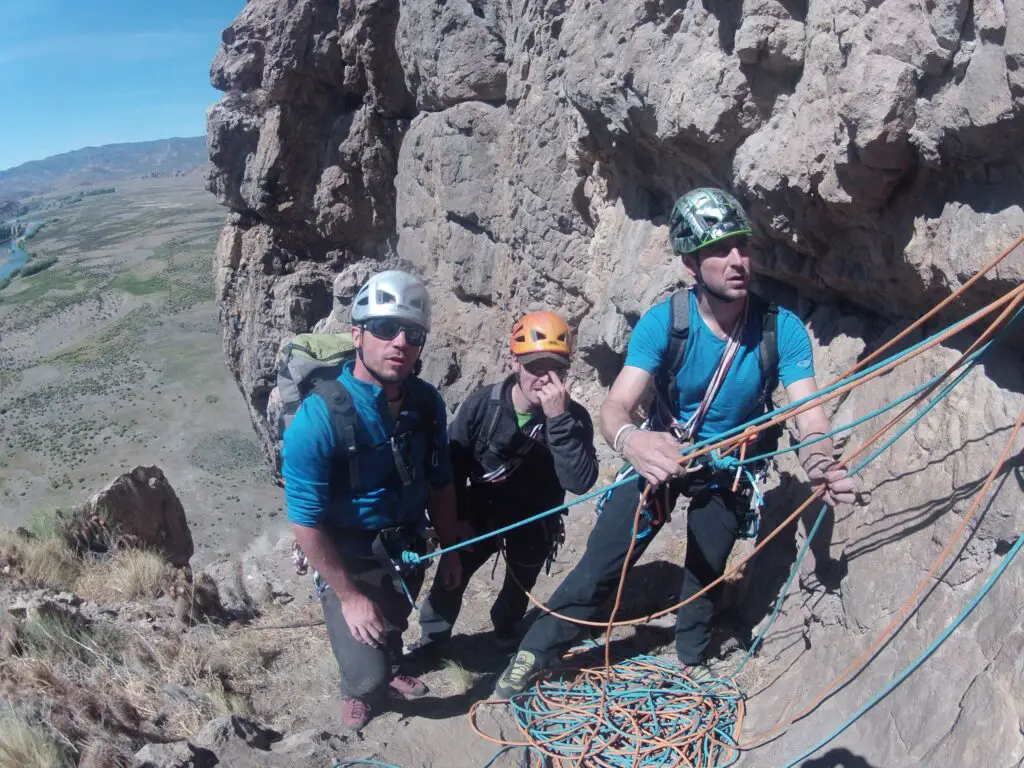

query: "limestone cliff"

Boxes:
[206, 1, 1023, 764]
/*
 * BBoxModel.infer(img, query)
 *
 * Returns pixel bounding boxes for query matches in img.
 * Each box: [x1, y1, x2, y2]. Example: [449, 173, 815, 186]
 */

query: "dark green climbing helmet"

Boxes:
[668, 187, 752, 255]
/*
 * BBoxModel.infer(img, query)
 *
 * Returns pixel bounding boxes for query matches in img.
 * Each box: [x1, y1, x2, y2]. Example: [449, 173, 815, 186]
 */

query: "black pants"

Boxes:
[320, 554, 425, 700]
[417, 515, 559, 643]
[519, 469, 748, 665]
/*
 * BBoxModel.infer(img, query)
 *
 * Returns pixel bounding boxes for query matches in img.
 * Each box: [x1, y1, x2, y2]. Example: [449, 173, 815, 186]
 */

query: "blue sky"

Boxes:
[0, 0, 244, 170]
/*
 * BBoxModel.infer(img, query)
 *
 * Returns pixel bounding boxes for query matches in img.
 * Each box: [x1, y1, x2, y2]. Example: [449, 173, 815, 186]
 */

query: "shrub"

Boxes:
[77, 550, 171, 601]
[0, 530, 81, 590]
[25, 508, 72, 543]
[0, 711, 68, 768]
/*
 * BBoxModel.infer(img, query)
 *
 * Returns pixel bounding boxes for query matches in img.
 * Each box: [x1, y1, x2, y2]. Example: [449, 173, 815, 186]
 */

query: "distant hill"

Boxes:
[0, 137, 208, 201]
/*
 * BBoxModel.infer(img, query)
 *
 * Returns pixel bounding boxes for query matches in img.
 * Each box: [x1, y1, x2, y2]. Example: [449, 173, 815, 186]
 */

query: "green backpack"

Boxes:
[272, 332, 440, 490]
[275, 332, 357, 439]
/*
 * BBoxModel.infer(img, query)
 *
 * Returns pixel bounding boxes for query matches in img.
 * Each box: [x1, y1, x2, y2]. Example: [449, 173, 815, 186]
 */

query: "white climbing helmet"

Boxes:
[351, 270, 431, 331]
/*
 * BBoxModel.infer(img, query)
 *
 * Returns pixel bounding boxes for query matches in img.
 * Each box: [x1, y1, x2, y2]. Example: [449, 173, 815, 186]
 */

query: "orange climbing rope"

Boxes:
[494, 279, 1023, 634]
[468, 237, 1022, 766]
[741, 405, 1024, 749]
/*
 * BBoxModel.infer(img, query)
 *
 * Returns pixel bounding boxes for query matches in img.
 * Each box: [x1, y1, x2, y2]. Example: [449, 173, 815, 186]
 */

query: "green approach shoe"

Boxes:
[493, 650, 546, 699]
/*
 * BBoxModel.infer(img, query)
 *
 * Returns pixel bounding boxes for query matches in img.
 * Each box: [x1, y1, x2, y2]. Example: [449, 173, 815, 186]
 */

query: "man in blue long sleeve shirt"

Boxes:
[283, 270, 462, 731]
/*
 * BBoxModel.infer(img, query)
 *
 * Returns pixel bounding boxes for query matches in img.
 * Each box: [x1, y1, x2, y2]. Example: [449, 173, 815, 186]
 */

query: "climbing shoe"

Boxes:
[493, 650, 545, 699]
[339, 695, 371, 731]
[388, 674, 429, 700]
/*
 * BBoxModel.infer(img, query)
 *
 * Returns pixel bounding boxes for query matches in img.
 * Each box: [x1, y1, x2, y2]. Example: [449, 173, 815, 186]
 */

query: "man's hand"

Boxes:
[806, 457, 856, 506]
[622, 430, 685, 486]
[538, 372, 569, 419]
[437, 552, 463, 590]
[340, 591, 386, 648]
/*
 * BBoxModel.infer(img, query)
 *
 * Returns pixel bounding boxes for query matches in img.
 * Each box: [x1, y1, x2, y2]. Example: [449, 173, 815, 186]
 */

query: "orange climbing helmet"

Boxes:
[510, 311, 573, 363]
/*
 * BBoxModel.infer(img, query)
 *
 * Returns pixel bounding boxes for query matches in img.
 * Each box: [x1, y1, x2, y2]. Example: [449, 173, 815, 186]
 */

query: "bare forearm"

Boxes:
[428, 484, 460, 547]
[794, 406, 835, 473]
[292, 523, 361, 602]
[600, 397, 636, 450]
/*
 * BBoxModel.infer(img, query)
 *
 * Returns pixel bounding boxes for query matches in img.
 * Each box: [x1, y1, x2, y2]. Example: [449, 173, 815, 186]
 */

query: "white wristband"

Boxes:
[613, 423, 639, 455]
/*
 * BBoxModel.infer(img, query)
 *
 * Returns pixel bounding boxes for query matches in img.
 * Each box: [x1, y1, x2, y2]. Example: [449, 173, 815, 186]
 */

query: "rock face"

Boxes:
[206, 1, 1024, 765]
[207, 0, 1024, 458]
[82, 466, 194, 566]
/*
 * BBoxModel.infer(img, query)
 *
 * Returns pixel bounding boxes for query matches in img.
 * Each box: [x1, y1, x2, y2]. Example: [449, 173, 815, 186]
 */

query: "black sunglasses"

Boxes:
[362, 318, 427, 347]
[523, 360, 569, 379]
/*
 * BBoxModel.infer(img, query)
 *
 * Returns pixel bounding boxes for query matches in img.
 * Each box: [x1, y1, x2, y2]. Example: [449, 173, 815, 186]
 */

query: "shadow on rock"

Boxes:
[801, 747, 879, 767]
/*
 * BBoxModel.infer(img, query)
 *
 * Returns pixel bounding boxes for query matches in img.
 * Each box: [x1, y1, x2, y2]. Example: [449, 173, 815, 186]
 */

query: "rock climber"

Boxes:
[406, 310, 599, 657]
[282, 270, 463, 730]
[494, 187, 857, 698]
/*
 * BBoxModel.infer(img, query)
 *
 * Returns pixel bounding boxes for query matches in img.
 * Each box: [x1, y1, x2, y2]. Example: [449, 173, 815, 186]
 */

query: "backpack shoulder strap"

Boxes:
[658, 288, 691, 406]
[755, 294, 780, 405]
[483, 382, 505, 443]
[410, 379, 446, 470]
[310, 378, 361, 490]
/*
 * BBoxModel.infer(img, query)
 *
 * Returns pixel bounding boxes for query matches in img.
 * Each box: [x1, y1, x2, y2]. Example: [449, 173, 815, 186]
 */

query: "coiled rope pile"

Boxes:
[505, 656, 744, 767]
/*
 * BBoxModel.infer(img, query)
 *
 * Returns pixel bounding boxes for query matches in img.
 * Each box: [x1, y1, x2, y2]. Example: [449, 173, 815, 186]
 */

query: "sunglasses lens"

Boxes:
[367, 319, 400, 340]
[365, 319, 426, 347]
[404, 326, 427, 347]
[525, 361, 567, 378]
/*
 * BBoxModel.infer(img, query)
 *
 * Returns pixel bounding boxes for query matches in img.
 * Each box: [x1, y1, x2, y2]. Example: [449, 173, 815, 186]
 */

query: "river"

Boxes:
[0, 221, 43, 281]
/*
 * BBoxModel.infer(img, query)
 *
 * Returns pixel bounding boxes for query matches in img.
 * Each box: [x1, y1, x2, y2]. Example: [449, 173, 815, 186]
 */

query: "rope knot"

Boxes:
[709, 449, 741, 472]
[400, 550, 421, 566]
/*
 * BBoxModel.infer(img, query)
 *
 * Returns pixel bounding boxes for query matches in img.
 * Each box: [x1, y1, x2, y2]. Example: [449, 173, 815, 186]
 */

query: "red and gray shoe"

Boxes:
[388, 674, 429, 700]
[339, 695, 371, 731]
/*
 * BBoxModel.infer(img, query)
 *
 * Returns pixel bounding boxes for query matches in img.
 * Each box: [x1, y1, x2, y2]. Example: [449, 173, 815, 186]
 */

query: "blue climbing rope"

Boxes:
[507, 655, 746, 767]
[734, 327, 1002, 675]
[779, 532, 1024, 767]
[682, 302, 1007, 461]
[400, 305, 1019, 567]
[363, 289, 1019, 768]
[735, 299, 1024, 674]
[403, 473, 638, 565]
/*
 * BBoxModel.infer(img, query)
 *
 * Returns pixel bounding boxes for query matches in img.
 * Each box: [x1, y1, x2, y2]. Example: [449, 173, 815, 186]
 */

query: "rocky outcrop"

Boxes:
[81, 466, 194, 566]
[206, 1, 1023, 765]
[207, 0, 1024, 458]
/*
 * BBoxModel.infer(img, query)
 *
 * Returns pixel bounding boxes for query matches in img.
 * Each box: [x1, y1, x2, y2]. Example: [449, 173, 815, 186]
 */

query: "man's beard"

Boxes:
[358, 347, 408, 384]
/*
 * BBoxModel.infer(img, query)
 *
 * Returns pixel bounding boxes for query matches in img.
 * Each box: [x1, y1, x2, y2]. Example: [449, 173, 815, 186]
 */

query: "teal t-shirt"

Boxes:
[624, 291, 815, 440]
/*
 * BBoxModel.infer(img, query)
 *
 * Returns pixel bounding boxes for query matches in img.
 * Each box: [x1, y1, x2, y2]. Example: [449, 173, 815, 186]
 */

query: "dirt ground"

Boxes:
[220, 488, 782, 768]
[0, 177, 287, 564]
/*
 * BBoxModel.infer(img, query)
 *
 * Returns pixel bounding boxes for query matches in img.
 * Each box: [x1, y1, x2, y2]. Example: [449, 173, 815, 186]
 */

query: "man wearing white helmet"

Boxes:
[283, 270, 463, 731]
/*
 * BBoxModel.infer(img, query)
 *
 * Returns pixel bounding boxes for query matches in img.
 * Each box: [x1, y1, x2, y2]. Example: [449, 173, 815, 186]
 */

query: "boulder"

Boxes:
[194, 715, 282, 752]
[81, 466, 194, 566]
[132, 742, 217, 768]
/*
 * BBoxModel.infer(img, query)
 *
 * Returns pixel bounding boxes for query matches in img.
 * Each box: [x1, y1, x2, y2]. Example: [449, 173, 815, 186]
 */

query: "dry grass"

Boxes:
[0, 711, 68, 768]
[75, 549, 171, 601]
[441, 657, 478, 695]
[0, 529, 80, 590]
[111, 625, 274, 739]
[1, 615, 279, 757]
[0, 562, 289, 762]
